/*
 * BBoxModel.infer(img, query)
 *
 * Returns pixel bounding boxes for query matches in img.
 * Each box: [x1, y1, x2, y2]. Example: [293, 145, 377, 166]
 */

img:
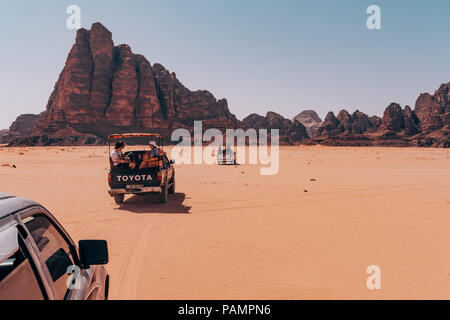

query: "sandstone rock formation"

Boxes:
[369, 116, 383, 129]
[373, 84, 449, 147]
[315, 111, 339, 137]
[0, 129, 8, 143]
[243, 111, 309, 144]
[352, 110, 379, 134]
[312, 82, 449, 147]
[5, 21, 449, 148]
[411, 83, 450, 147]
[315, 109, 380, 138]
[292, 110, 322, 138]
[13, 22, 238, 146]
[403, 106, 420, 136]
[9, 113, 43, 136]
[378, 103, 406, 132]
[2, 113, 43, 143]
[377, 103, 420, 137]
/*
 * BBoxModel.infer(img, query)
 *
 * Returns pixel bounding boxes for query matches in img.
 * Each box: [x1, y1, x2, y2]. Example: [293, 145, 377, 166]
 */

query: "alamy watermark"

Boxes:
[366, 5, 381, 30]
[366, 265, 381, 290]
[65, 5, 381, 31]
[66, 5, 81, 30]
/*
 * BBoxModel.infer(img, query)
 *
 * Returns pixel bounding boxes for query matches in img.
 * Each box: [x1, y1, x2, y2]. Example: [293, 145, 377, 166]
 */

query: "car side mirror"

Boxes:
[169, 159, 175, 164]
[78, 240, 108, 267]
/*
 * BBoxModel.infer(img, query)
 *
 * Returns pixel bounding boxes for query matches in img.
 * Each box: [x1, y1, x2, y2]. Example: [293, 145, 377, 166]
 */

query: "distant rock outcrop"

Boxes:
[379, 103, 406, 132]
[414, 94, 444, 132]
[373, 85, 449, 147]
[352, 110, 379, 134]
[0, 129, 8, 143]
[292, 110, 322, 137]
[315, 109, 380, 138]
[313, 82, 449, 147]
[9, 113, 43, 136]
[376, 103, 420, 137]
[410, 83, 449, 147]
[243, 111, 309, 144]
[2, 113, 43, 143]
[315, 112, 339, 137]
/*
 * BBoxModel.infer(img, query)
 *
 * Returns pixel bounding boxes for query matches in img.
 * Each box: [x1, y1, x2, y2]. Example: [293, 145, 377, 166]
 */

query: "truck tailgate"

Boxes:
[109, 167, 160, 189]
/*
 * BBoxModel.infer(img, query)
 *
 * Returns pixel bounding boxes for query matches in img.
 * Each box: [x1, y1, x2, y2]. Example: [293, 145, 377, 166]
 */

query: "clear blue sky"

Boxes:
[1, 0, 449, 129]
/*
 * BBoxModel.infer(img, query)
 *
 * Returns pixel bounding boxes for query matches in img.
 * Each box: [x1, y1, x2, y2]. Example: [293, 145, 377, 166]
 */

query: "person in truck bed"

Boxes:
[139, 142, 167, 169]
[110, 141, 136, 169]
[149, 142, 166, 157]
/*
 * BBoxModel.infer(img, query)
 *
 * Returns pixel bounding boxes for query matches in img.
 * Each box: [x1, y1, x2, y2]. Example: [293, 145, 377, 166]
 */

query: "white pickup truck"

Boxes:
[216, 146, 236, 165]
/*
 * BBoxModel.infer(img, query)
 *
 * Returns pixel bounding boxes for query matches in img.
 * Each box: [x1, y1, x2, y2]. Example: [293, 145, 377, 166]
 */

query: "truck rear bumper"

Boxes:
[108, 186, 161, 195]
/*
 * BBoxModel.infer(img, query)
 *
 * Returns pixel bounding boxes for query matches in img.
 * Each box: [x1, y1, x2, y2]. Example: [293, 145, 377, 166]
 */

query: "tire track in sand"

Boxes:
[71, 210, 109, 237]
[71, 200, 122, 237]
[115, 221, 154, 299]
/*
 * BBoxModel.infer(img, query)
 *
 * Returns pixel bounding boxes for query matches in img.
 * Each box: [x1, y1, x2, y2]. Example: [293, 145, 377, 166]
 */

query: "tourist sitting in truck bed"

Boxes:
[139, 142, 167, 169]
[110, 141, 136, 169]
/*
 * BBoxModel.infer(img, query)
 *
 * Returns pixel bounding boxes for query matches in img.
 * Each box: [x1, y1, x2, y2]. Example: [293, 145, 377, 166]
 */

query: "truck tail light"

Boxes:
[108, 173, 112, 183]
[157, 172, 162, 181]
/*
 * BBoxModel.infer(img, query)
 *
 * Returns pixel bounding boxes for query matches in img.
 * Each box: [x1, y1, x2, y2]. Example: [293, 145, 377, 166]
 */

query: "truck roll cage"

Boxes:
[107, 133, 164, 154]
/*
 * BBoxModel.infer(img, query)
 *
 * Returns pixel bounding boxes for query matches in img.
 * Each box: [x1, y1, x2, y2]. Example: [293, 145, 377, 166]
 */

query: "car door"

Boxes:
[0, 222, 47, 299]
[21, 213, 80, 299]
[18, 209, 102, 300]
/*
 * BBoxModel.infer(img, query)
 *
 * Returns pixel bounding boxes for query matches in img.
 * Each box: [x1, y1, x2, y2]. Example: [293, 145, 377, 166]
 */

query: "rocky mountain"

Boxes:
[0, 129, 8, 143]
[372, 84, 449, 147]
[9, 113, 43, 136]
[315, 112, 340, 137]
[11, 22, 239, 146]
[313, 83, 449, 147]
[315, 109, 381, 137]
[376, 103, 420, 136]
[409, 83, 450, 147]
[1, 113, 43, 144]
[243, 111, 309, 144]
[4, 22, 449, 148]
[292, 110, 322, 137]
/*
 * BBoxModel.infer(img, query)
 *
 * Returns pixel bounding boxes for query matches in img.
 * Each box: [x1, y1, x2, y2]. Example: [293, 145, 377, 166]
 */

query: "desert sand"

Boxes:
[0, 145, 449, 299]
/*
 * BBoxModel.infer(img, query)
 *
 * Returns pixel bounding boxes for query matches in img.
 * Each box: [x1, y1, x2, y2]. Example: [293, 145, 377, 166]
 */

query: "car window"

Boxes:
[0, 226, 44, 300]
[24, 215, 75, 299]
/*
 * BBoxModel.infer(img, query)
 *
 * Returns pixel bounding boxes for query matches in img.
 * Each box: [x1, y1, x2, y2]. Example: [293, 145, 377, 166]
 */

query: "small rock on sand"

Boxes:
[1, 163, 16, 168]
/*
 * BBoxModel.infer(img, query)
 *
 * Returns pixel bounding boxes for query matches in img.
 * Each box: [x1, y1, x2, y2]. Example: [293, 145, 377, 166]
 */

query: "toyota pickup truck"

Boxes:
[107, 133, 175, 204]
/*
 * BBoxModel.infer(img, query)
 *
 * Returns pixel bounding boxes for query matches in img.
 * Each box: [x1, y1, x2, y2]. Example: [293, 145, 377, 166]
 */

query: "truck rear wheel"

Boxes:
[159, 184, 168, 203]
[113, 194, 124, 205]
[168, 176, 175, 194]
